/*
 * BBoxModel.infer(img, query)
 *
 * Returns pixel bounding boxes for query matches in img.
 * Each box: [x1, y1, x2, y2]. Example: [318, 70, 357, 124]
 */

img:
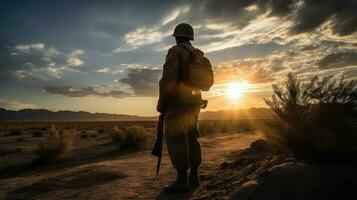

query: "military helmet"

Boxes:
[173, 23, 194, 40]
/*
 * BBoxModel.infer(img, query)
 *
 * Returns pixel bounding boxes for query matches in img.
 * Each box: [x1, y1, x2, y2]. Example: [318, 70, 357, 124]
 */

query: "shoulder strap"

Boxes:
[177, 44, 193, 81]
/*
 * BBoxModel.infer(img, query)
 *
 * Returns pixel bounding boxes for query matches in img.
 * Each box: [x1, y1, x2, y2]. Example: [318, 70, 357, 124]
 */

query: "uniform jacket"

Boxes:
[157, 41, 203, 114]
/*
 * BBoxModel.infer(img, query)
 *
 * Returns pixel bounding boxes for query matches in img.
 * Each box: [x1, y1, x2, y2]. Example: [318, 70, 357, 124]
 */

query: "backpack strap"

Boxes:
[178, 44, 194, 81]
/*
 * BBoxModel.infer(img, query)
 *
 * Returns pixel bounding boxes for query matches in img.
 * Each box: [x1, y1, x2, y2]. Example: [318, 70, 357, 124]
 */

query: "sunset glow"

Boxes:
[0, 0, 355, 115]
[225, 81, 251, 101]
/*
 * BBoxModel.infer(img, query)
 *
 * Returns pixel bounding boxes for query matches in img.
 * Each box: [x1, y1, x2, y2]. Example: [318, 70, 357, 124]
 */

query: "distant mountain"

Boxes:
[199, 107, 273, 120]
[0, 108, 155, 121]
[0, 107, 273, 121]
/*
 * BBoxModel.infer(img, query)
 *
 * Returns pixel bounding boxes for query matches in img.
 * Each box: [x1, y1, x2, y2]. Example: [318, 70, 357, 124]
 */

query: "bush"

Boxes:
[89, 133, 98, 138]
[264, 73, 357, 161]
[31, 129, 44, 137]
[109, 126, 125, 143]
[109, 125, 150, 150]
[35, 125, 73, 163]
[97, 128, 105, 134]
[199, 121, 218, 135]
[120, 125, 150, 150]
[6, 129, 23, 136]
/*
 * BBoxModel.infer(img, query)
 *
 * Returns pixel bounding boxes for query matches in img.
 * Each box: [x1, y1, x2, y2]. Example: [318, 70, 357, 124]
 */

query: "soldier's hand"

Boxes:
[201, 100, 208, 109]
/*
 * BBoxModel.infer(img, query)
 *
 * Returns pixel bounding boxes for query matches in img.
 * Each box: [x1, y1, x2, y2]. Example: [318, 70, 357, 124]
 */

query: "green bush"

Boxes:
[264, 73, 357, 161]
[36, 125, 73, 163]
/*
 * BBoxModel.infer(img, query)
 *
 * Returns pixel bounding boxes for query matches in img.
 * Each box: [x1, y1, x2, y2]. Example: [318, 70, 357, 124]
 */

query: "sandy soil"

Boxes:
[0, 132, 261, 200]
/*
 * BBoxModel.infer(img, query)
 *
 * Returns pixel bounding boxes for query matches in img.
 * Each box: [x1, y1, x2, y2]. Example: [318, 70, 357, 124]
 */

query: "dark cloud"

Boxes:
[187, 0, 356, 36]
[119, 68, 161, 96]
[317, 51, 357, 69]
[44, 86, 130, 98]
[290, 0, 357, 36]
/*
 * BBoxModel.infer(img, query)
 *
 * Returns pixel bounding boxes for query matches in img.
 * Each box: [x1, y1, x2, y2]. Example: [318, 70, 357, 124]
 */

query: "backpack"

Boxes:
[179, 45, 214, 91]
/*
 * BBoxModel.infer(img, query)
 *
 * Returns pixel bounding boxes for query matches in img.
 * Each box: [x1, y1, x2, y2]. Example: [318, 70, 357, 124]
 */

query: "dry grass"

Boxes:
[35, 125, 73, 163]
[199, 120, 255, 135]
[264, 73, 357, 161]
[109, 125, 150, 150]
[109, 126, 125, 143]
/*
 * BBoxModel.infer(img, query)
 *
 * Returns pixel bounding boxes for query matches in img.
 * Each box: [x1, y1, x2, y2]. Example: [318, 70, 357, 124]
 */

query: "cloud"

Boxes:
[214, 58, 277, 85]
[161, 5, 191, 25]
[290, 0, 357, 36]
[188, 0, 356, 37]
[0, 99, 35, 110]
[8, 43, 86, 80]
[67, 57, 84, 67]
[95, 67, 111, 74]
[12, 43, 60, 58]
[69, 49, 85, 57]
[318, 51, 357, 69]
[14, 65, 64, 80]
[114, 28, 168, 53]
[118, 68, 161, 96]
[44, 86, 131, 98]
[13, 43, 45, 53]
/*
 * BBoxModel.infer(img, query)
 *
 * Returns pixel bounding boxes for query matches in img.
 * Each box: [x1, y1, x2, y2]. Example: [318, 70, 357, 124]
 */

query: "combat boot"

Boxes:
[163, 170, 189, 193]
[189, 166, 200, 188]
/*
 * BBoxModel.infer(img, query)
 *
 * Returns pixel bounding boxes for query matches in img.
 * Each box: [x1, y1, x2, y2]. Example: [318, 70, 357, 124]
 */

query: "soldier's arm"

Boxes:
[157, 48, 180, 113]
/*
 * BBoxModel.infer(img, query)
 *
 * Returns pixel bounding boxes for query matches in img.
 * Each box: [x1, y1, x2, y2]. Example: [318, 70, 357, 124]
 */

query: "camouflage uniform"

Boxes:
[157, 41, 202, 171]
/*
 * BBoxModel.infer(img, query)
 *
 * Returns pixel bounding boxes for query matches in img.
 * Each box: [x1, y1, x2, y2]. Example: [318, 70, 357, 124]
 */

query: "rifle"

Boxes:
[151, 114, 164, 180]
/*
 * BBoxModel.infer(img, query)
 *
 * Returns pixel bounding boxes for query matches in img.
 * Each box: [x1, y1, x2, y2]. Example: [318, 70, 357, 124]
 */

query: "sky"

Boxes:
[0, 0, 356, 116]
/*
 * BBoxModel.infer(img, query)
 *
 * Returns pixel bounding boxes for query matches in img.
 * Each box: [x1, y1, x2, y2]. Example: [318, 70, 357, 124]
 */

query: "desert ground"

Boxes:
[0, 120, 262, 200]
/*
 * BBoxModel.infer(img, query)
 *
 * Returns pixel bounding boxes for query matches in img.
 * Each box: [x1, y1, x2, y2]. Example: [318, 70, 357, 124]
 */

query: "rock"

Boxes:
[250, 139, 276, 152]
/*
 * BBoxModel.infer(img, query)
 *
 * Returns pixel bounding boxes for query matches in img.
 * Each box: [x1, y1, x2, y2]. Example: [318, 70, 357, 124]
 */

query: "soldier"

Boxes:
[157, 23, 213, 193]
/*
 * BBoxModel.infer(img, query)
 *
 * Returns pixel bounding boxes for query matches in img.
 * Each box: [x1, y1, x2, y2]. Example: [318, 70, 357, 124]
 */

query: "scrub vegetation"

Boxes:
[264, 73, 357, 161]
[36, 125, 74, 163]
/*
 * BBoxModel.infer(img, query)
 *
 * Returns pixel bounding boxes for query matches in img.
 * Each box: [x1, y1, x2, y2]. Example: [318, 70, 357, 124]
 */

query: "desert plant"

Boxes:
[6, 129, 23, 136]
[264, 73, 357, 160]
[119, 125, 150, 150]
[89, 133, 98, 138]
[109, 126, 125, 143]
[35, 125, 73, 163]
[109, 125, 150, 150]
[97, 128, 105, 134]
[199, 121, 218, 135]
[31, 129, 43, 137]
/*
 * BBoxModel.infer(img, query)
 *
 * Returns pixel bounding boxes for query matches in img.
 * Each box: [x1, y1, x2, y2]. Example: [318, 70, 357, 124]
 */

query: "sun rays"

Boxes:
[225, 81, 251, 101]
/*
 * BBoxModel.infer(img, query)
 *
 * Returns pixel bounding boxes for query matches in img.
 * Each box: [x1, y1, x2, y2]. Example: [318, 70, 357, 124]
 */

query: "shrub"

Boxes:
[31, 129, 44, 137]
[109, 125, 150, 150]
[109, 126, 125, 143]
[120, 125, 150, 150]
[199, 121, 218, 135]
[89, 133, 98, 138]
[97, 128, 105, 134]
[264, 73, 357, 161]
[35, 125, 73, 163]
[6, 129, 23, 136]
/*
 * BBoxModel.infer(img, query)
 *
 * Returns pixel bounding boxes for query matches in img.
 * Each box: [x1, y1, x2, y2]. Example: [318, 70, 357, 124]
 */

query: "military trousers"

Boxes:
[164, 105, 202, 171]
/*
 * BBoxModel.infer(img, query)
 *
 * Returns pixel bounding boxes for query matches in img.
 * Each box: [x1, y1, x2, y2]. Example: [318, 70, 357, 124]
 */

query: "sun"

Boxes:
[225, 81, 250, 101]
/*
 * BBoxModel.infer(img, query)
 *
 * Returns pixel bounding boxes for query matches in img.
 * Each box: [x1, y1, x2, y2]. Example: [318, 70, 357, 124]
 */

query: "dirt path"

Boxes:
[0, 132, 261, 200]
